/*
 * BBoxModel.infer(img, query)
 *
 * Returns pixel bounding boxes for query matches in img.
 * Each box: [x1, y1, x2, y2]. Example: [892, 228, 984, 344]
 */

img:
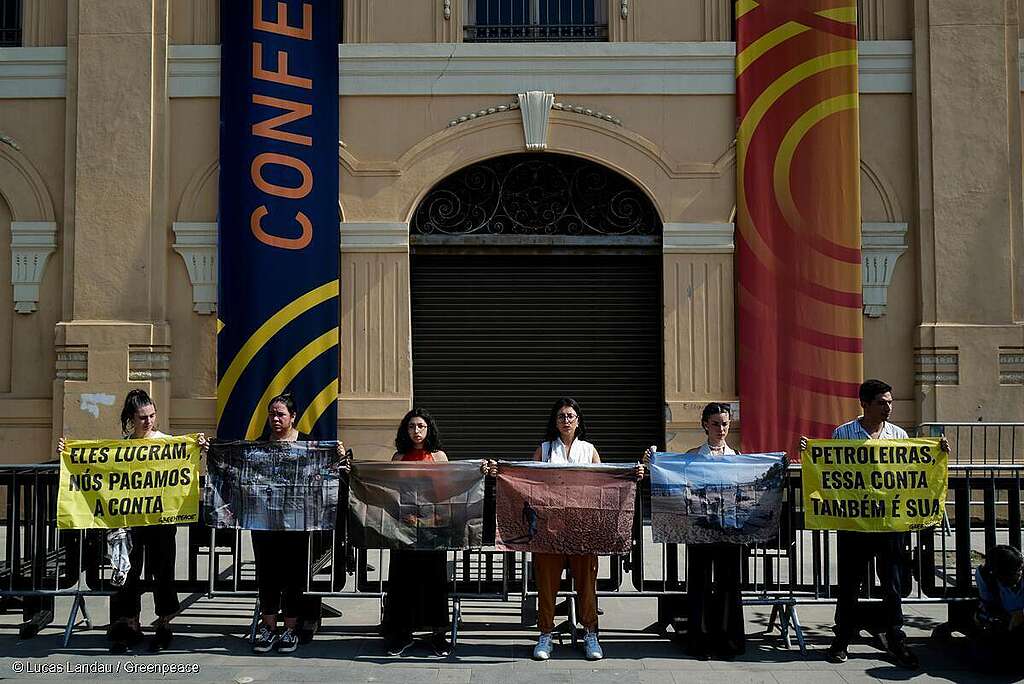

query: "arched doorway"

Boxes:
[410, 153, 663, 460]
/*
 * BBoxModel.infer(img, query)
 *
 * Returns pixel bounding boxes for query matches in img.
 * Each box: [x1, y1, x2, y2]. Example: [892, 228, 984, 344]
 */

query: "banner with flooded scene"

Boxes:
[649, 452, 787, 544]
[204, 440, 341, 530]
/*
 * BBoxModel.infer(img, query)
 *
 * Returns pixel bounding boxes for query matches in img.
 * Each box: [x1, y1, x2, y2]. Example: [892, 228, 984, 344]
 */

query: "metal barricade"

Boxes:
[3, 447, 1022, 651]
[1, 464, 102, 645]
[917, 423, 1024, 464]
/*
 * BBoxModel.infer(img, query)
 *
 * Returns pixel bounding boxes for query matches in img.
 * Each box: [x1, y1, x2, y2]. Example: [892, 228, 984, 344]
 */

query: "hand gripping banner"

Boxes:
[495, 463, 636, 554]
[801, 438, 948, 532]
[218, 0, 340, 440]
[203, 440, 341, 530]
[736, 1, 863, 455]
[649, 452, 787, 545]
[348, 461, 486, 550]
[58, 436, 202, 529]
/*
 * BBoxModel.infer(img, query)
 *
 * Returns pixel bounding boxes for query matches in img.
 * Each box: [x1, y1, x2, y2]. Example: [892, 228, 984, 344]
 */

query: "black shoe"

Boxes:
[148, 624, 172, 653]
[719, 639, 745, 660]
[276, 627, 299, 654]
[252, 624, 278, 654]
[888, 640, 919, 669]
[109, 622, 143, 651]
[429, 633, 452, 657]
[689, 644, 712, 661]
[826, 641, 849, 664]
[18, 610, 53, 640]
[869, 631, 889, 652]
[386, 635, 415, 656]
[125, 627, 144, 647]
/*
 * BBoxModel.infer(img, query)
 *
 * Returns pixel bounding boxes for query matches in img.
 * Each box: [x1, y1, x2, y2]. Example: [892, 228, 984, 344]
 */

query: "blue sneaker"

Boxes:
[533, 632, 554, 660]
[583, 631, 603, 660]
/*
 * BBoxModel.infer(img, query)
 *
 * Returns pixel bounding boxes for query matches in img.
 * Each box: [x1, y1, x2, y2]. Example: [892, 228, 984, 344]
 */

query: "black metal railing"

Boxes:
[464, 0, 607, 42]
[464, 22, 607, 42]
[4, 429, 1022, 647]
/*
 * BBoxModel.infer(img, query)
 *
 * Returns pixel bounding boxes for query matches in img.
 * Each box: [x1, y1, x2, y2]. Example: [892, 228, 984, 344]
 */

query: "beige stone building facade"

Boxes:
[0, 0, 1021, 463]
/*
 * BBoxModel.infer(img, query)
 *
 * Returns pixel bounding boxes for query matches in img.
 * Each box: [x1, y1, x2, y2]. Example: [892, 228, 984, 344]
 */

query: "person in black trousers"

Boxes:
[801, 379, 950, 669]
[651, 402, 745, 660]
[60, 389, 206, 653]
[250, 393, 345, 654]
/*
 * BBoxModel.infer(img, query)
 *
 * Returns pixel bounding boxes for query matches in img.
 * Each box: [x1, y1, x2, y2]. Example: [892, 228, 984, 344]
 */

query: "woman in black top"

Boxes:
[251, 393, 344, 654]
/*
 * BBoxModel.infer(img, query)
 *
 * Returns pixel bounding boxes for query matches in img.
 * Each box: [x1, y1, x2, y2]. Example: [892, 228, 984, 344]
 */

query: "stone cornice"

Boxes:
[0, 47, 66, 98]
[340, 222, 409, 253]
[165, 41, 913, 98]
[0, 42, 916, 98]
[663, 222, 735, 254]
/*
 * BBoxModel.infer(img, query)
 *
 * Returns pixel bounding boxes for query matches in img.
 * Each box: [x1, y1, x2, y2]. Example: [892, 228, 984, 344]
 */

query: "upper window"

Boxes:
[464, 0, 608, 43]
[0, 0, 20, 47]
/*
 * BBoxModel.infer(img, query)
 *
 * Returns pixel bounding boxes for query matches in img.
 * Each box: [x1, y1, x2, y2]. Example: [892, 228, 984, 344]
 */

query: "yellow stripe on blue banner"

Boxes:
[217, 279, 339, 427]
[245, 327, 340, 439]
[297, 379, 339, 435]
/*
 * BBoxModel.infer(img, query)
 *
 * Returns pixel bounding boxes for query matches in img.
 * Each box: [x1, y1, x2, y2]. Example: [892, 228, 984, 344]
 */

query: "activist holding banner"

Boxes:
[646, 403, 786, 660]
[800, 379, 951, 669]
[57, 390, 207, 654]
[217, 393, 344, 655]
[496, 398, 643, 662]
[343, 408, 491, 657]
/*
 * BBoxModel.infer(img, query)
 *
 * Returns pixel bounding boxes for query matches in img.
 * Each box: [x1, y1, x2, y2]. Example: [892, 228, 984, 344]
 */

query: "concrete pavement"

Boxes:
[0, 591, 1011, 683]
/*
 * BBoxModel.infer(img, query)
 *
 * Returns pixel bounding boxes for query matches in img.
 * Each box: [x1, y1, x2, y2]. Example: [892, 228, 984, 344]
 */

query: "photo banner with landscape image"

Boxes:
[495, 463, 636, 554]
[58, 436, 202, 529]
[347, 461, 486, 550]
[801, 438, 948, 532]
[203, 440, 340, 530]
[649, 452, 787, 545]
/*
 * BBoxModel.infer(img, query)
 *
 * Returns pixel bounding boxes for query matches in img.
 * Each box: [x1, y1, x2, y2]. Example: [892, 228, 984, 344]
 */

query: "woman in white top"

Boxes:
[530, 397, 644, 662]
[679, 402, 745, 660]
[531, 398, 601, 661]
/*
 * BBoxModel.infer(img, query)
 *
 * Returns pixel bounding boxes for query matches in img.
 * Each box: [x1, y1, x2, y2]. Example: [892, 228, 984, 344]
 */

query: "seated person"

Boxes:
[972, 544, 1024, 672]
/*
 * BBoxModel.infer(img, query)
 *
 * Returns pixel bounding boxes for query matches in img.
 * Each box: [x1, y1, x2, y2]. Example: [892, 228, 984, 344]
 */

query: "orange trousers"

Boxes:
[533, 553, 598, 633]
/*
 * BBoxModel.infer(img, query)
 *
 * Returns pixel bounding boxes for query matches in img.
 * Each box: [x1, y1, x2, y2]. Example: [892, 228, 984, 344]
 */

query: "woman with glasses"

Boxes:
[378, 408, 454, 657]
[530, 397, 644, 661]
[341, 408, 494, 657]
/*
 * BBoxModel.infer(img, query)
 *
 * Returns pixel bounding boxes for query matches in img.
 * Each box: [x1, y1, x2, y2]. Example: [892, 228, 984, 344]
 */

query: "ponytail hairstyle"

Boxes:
[120, 389, 156, 437]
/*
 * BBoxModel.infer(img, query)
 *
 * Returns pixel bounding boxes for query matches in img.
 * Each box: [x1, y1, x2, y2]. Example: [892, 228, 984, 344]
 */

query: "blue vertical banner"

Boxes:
[218, 0, 339, 440]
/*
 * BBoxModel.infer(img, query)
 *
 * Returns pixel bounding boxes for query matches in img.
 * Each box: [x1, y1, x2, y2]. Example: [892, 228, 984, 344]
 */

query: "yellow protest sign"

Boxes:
[801, 438, 947, 532]
[57, 435, 201, 529]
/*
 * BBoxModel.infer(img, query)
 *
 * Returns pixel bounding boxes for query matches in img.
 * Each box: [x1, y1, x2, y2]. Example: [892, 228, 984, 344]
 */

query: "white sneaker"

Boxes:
[533, 632, 554, 660]
[583, 631, 603, 660]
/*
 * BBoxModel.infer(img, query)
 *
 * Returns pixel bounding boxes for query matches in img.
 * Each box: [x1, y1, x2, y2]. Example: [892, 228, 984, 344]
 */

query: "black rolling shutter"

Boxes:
[411, 253, 663, 462]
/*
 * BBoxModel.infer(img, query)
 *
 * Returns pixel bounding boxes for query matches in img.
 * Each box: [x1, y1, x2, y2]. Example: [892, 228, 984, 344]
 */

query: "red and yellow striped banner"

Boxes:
[736, 1, 863, 456]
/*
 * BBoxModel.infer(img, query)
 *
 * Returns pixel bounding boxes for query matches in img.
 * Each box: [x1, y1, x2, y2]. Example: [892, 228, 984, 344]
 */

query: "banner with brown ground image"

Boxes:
[495, 463, 636, 554]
